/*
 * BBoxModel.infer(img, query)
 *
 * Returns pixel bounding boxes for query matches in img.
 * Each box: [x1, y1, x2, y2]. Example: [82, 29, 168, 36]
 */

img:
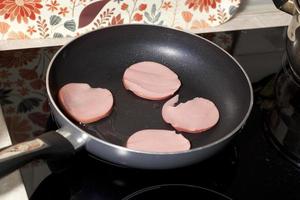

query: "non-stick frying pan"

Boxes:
[0, 25, 253, 177]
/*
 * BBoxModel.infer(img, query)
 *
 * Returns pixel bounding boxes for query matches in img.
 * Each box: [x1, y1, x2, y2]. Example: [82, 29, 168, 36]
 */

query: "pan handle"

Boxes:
[0, 131, 75, 178]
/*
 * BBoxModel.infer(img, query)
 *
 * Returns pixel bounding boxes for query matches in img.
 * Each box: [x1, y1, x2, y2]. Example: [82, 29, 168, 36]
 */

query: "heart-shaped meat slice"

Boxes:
[162, 95, 219, 133]
[58, 83, 113, 123]
[126, 129, 190, 153]
[123, 61, 181, 100]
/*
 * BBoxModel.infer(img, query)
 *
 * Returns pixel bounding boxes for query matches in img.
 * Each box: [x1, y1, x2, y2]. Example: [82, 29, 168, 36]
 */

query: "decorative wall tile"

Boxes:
[0, 0, 240, 40]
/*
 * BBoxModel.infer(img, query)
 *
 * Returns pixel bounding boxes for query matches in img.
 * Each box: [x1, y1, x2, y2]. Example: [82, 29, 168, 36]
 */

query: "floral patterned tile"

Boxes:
[0, 0, 240, 40]
[0, 47, 58, 143]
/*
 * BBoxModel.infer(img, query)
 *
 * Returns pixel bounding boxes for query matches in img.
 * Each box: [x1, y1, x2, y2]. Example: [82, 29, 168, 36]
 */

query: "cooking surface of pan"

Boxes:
[48, 25, 252, 150]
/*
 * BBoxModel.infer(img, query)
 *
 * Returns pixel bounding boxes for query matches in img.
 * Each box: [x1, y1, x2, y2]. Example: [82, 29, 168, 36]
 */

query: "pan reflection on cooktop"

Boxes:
[31, 117, 238, 200]
[122, 184, 232, 200]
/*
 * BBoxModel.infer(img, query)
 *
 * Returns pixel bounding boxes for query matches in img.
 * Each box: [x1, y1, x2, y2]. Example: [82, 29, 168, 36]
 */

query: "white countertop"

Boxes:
[0, 107, 28, 200]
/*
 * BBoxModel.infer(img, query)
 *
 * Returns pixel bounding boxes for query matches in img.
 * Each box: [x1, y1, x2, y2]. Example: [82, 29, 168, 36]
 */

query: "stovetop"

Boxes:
[29, 104, 300, 200]
[1, 27, 300, 199]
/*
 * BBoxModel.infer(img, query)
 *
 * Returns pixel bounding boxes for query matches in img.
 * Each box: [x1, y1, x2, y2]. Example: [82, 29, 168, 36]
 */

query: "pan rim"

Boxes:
[46, 23, 253, 155]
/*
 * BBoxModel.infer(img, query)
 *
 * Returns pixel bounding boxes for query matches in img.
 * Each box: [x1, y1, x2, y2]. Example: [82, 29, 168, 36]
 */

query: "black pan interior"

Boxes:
[49, 25, 251, 149]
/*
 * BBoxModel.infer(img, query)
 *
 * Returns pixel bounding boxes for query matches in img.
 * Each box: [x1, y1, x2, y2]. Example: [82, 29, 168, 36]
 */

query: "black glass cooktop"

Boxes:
[30, 103, 300, 200]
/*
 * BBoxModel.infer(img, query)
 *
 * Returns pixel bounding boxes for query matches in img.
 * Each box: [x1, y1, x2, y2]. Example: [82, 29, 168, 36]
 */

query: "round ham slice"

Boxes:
[123, 61, 181, 100]
[58, 83, 113, 124]
[126, 129, 190, 153]
[162, 95, 219, 133]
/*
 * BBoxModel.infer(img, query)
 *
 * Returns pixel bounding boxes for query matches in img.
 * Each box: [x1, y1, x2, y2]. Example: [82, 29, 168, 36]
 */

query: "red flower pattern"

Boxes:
[0, 0, 238, 41]
[58, 7, 69, 16]
[162, 1, 172, 11]
[27, 25, 36, 35]
[46, 0, 59, 12]
[0, 0, 43, 23]
[138, 3, 147, 11]
[185, 0, 221, 12]
[133, 13, 143, 21]
[121, 3, 128, 10]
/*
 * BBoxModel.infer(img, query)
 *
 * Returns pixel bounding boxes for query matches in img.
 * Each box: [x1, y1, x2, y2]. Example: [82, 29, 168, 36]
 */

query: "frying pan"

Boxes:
[0, 25, 253, 177]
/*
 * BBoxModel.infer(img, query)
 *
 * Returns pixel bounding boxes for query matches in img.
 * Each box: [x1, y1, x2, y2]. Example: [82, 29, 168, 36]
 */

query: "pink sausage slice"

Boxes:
[123, 61, 181, 100]
[162, 95, 219, 133]
[126, 129, 190, 153]
[58, 83, 113, 123]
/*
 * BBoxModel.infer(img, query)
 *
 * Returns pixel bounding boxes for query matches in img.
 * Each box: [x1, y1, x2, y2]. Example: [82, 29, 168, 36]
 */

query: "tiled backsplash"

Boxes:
[0, 0, 240, 40]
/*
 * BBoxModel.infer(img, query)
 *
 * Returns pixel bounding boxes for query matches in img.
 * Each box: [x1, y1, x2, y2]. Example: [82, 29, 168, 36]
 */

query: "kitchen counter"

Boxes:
[0, 0, 291, 51]
[0, 107, 28, 200]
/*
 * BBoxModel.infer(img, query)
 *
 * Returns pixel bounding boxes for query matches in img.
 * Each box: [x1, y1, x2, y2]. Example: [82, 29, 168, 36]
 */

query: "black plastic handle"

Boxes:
[0, 131, 75, 178]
